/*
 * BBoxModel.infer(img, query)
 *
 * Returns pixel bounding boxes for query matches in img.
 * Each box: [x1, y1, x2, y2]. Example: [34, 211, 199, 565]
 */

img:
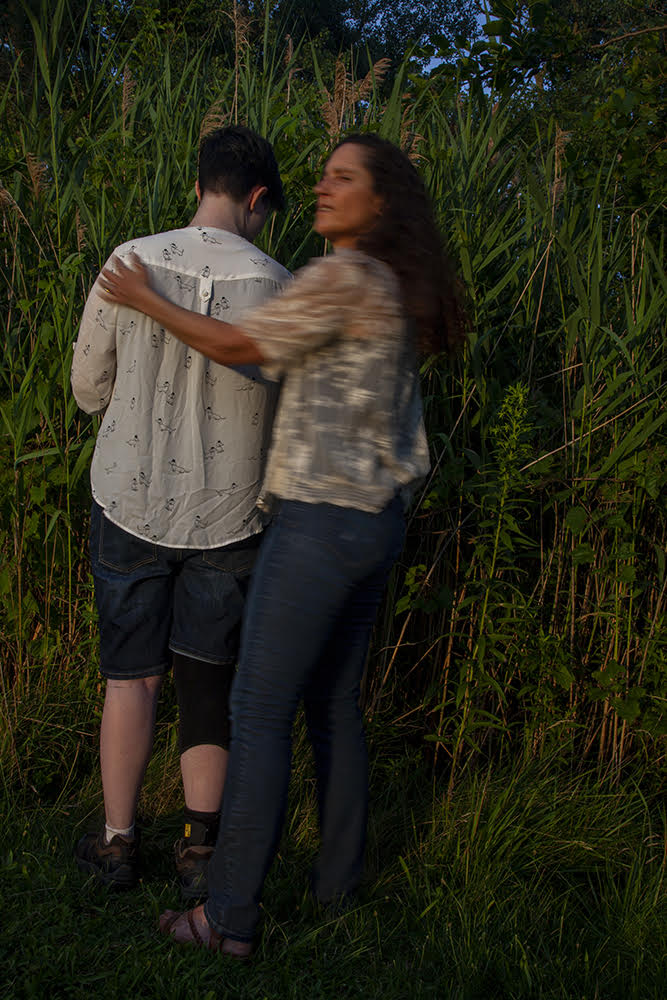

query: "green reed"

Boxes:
[0, 1, 664, 794]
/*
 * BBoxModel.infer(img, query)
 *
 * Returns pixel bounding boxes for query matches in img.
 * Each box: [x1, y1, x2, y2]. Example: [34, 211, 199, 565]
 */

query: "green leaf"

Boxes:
[573, 544, 595, 565]
[565, 506, 587, 535]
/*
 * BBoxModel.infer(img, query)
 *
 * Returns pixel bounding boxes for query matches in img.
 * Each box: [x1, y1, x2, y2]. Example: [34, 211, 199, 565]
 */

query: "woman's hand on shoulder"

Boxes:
[98, 253, 156, 313]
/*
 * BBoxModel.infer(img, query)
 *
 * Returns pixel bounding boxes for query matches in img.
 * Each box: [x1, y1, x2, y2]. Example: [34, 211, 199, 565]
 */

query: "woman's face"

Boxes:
[313, 143, 383, 249]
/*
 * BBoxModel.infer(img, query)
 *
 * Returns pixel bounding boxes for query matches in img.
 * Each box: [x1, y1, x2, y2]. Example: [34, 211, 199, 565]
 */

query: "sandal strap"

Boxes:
[162, 907, 251, 958]
[187, 908, 205, 947]
[210, 926, 252, 960]
[209, 928, 225, 952]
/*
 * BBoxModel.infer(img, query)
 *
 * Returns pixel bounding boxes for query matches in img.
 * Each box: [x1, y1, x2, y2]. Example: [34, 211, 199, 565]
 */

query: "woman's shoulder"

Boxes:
[333, 252, 405, 340]
[298, 249, 398, 297]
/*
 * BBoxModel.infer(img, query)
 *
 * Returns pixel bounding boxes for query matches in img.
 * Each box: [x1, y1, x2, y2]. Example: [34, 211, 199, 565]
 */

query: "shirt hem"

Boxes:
[95, 504, 267, 550]
[262, 483, 417, 515]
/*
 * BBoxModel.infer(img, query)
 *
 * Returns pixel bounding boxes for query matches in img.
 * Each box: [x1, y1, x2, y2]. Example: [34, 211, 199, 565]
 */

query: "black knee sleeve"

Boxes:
[172, 652, 235, 753]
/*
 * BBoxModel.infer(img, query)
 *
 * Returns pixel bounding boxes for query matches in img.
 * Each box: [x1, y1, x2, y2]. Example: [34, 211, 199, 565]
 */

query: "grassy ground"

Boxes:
[1, 713, 664, 1000]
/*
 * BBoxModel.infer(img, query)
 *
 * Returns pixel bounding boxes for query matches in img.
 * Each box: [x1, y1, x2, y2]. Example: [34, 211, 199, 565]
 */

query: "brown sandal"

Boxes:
[159, 906, 253, 959]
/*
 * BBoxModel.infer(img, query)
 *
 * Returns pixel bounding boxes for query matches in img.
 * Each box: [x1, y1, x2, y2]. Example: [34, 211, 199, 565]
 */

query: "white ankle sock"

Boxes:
[104, 822, 135, 844]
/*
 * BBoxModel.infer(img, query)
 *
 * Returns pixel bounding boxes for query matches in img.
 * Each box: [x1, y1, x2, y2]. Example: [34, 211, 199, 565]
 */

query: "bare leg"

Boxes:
[180, 744, 228, 813]
[172, 654, 231, 896]
[100, 675, 163, 830]
[175, 744, 228, 899]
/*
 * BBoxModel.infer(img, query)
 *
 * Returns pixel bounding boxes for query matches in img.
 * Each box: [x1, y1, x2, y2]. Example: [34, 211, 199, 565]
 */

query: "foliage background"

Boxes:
[0, 2, 665, 996]
[1, 0, 665, 791]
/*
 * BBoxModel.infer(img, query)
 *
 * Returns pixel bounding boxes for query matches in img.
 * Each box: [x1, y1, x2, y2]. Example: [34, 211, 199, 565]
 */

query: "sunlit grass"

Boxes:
[2, 717, 664, 999]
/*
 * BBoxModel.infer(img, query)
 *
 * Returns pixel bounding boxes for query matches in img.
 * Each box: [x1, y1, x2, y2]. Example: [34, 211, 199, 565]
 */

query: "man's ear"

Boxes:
[248, 185, 269, 213]
[195, 180, 202, 202]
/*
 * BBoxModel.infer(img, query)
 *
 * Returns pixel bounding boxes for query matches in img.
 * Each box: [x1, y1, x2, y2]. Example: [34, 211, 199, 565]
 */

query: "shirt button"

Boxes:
[200, 287, 211, 301]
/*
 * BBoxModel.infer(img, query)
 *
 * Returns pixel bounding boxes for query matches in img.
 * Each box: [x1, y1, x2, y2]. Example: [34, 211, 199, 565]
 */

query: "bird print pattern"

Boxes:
[71, 225, 289, 547]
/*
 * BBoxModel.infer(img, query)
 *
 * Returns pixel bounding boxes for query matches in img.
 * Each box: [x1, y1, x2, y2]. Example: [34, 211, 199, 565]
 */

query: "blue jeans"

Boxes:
[204, 496, 406, 941]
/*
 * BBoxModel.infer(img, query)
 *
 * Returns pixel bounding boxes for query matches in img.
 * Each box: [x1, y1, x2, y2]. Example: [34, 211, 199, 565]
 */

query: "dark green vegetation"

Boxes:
[1, 2, 665, 996]
[2, 722, 665, 999]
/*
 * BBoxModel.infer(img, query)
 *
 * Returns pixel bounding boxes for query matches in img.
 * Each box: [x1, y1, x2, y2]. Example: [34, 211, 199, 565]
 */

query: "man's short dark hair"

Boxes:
[198, 126, 285, 211]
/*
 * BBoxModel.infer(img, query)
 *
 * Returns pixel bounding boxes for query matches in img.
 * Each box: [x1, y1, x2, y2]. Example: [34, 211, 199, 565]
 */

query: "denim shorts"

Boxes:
[89, 502, 261, 680]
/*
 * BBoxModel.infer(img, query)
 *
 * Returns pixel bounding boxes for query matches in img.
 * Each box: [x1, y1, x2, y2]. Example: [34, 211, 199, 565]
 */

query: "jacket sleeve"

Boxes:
[238, 253, 399, 379]
[70, 266, 118, 415]
[237, 254, 362, 376]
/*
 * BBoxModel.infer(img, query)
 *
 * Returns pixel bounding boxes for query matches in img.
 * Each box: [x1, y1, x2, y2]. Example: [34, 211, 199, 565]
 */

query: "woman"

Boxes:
[99, 133, 466, 956]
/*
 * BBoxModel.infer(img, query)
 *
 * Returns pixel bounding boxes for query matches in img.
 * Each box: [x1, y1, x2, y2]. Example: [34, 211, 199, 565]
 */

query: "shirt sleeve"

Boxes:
[237, 254, 365, 376]
[70, 260, 118, 415]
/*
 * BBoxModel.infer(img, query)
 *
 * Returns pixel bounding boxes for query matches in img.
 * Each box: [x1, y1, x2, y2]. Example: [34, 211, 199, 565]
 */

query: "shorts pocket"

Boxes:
[202, 533, 262, 578]
[98, 515, 158, 573]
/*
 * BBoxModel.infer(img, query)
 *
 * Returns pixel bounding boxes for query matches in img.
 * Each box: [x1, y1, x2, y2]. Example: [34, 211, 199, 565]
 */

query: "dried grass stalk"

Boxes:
[121, 66, 136, 138]
[0, 181, 44, 253]
[285, 33, 301, 108]
[0, 183, 19, 211]
[75, 208, 87, 251]
[26, 154, 47, 200]
[225, 0, 254, 125]
[199, 101, 231, 142]
[398, 101, 425, 162]
[355, 57, 391, 103]
[551, 126, 571, 209]
[487, 101, 500, 166]
[226, 0, 252, 51]
[321, 56, 390, 139]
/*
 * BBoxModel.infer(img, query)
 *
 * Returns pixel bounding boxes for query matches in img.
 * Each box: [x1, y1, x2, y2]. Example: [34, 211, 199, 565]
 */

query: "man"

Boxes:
[70, 126, 289, 897]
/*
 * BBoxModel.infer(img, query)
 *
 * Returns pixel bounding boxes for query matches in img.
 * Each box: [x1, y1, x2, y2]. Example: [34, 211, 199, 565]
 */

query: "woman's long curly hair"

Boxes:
[335, 133, 468, 355]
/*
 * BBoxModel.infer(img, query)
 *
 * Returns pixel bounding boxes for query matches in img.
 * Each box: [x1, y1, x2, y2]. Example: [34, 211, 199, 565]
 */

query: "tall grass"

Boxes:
[2, 720, 665, 998]
[368, 98, 666, 777]
[0, 0, 665, 798]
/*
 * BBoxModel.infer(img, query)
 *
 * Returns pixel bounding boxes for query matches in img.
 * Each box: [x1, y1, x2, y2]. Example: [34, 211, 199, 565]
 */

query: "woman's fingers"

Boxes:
[98, 268, 117, 300]
[127, 251, 147, 277]
[98, 253, 148, 304]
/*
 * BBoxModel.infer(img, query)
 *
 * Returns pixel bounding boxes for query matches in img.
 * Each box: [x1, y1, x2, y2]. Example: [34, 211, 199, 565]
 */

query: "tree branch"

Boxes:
[596, 24, 667, 49]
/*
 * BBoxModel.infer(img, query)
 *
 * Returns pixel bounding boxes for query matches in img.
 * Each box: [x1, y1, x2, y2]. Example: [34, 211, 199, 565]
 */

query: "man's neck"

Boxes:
[189, 195, 252, 242]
